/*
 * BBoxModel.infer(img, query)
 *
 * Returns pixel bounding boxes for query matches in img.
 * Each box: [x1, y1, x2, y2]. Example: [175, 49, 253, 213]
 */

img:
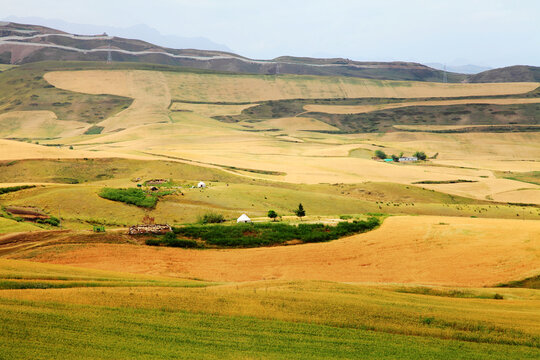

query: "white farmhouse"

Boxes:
[399, 157, 418, 162]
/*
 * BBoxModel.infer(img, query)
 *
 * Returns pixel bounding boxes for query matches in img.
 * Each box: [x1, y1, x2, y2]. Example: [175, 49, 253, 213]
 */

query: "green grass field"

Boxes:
[0, 259, 538, 359]
[0, 158, 538, 231]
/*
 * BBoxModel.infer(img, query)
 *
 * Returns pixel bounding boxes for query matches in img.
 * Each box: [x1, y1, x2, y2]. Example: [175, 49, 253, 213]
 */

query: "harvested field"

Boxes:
[394, 124, 540, 131]
[12, 216, 540, 287]
[0, 111, 88, 138]
[305, 97, 540, 114]
[239, 117, 340, 132]
[0, 139, 138, 161]
[45, 70, 539, 105]
[492, 188, 540, 205]
[165, 72, 538, 102]
[170, 102, 257, 117]
[44, 70, 171, 132]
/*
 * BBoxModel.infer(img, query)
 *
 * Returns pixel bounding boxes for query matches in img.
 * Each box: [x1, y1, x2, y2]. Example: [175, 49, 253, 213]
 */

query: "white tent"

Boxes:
[237, 214, 252, 223]
[197, 181, 206, 188]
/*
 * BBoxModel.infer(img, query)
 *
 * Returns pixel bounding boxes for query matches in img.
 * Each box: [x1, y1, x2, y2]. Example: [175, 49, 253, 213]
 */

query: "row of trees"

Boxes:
[374, 150, 427, 161]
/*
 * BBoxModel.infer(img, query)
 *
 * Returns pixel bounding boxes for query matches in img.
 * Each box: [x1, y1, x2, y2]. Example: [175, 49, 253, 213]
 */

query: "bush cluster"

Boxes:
[169, 217, 380, 248]
[146, 231, 200, 248]
[0, 185, 35, 195]
[37, 216, 60, 227]
[99, 188, 157, 208]
[198, 212, 225, 224]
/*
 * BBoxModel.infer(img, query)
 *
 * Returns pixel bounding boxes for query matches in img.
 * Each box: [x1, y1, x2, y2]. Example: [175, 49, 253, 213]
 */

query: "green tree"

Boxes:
[374, 150, 387, 159]
[413, 151, 427, 160]
[294, 203, 306, 220]
[267, 210, 278, 221]
[391, 154, 399, 162]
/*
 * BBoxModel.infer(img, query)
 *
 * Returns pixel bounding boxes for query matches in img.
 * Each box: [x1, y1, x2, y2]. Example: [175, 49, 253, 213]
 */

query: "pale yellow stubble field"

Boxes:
[26, 70, 537, 202]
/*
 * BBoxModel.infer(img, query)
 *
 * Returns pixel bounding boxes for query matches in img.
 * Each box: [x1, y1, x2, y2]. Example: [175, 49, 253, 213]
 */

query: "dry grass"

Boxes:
[6, 69, 528, 204]
[0, 217, 42, 234]
[492, 188, 540, 204]
[0, 110, 88, 138]
[165, 72, 538, 102]
[170, 102, 257, 117]
[11, 216, 539, 287]
[239, 116, 340, 132]
[45, 70, 171, 132]
[305, 97, 540, 114]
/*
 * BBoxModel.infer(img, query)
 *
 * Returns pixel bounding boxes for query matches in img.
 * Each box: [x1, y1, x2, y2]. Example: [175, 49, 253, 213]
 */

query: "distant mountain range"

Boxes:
[0, 21, 538, 83]
[425, 63, 492, 75]
[2, 16, 232, 52]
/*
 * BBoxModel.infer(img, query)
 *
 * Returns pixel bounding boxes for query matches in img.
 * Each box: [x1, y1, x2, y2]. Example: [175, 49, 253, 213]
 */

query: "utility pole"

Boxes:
[106, 37, 112, 64]
[443, 64, 448, 83]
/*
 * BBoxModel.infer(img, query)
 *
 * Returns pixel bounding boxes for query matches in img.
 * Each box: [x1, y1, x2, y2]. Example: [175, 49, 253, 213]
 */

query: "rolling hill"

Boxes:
[468, 65, 540, 83]
[0, 21, 463, 82]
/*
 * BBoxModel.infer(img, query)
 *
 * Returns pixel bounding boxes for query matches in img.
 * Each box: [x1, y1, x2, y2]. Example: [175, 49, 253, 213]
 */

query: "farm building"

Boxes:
[128, 224, 172, 235]
[237, 214, 252, 223]
[197, 181, 206, 188]
[399, 157, 418, 162]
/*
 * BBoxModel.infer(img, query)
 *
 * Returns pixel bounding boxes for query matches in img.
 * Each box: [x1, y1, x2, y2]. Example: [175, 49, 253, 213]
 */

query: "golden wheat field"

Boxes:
[0, 69, 534, 205]
[7, 216, 536, 287]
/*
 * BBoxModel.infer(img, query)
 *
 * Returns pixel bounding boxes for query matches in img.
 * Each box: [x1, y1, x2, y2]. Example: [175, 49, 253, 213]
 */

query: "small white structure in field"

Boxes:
[399, 157, 418, 162]
[197, 181, 206, 188]
[237, 214, 252, 223]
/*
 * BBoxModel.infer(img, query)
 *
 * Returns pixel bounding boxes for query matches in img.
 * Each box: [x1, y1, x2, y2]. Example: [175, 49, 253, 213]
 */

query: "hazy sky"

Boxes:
[3, 0, 539, 67]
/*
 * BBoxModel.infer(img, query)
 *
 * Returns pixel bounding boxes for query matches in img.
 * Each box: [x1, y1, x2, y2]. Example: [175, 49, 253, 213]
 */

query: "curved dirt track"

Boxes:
[16, 216, 540, 287]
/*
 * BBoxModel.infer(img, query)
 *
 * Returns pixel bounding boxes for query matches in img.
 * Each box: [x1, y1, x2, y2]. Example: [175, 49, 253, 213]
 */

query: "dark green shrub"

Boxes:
[413, 151, 427, 160]
[145, 239, 161, 246]
[37, 216, 60, 227]
[374, 150, 387, 159]
[171, 217, 380, 248]
[198, 212, 225, 224]
[0, 185, 36, 195]
[267, 210, 278, 221]
[166, 238, 200, 248]
[163, 232, 177, 242]
[294, 203, 306, 219]
[99, 188, 157, 208]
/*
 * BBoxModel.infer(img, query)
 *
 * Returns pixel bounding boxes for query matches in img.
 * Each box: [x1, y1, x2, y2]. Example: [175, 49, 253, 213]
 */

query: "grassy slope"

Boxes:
[0, 63, 131, 124]
[1, 158, 537, 230]
[0, 217, 42, 233]
[217, 92, 540, 133]
[0, 260, 538, 359]
[498, 275, 540, 289]
[499, 171, 540, 186]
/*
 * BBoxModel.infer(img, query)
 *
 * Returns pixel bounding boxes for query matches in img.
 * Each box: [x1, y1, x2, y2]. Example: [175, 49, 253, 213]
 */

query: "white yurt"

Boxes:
[197, 181, 206, 188]
[237, 214, 252, 223]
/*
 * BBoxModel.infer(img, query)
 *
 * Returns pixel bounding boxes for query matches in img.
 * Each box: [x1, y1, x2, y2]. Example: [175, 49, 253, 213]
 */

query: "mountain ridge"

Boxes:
[0, 22, 538, 83]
